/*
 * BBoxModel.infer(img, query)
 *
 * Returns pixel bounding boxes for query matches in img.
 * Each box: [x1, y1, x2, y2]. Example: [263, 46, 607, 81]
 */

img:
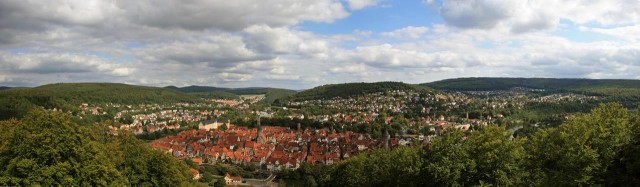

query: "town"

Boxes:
[57, 87, 602, 186]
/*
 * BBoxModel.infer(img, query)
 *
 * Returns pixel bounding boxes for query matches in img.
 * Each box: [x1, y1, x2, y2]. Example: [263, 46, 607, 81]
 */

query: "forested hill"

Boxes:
[284, 82, 425, 102]
[425, 77, 640, 91]
[167, 85, 297, 103]
[0, 86, 11, 91]
[0, 83, 201, 119]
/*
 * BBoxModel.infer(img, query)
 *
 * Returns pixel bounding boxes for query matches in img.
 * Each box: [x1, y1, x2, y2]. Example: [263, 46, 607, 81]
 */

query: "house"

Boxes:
[189, 168, 201, 180]
[191, 157, 203, 165]
[224, 173, 242, 184]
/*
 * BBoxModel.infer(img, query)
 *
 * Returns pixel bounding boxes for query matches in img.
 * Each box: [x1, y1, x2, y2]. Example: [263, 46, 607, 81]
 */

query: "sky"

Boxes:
[1, 0, 640, 89]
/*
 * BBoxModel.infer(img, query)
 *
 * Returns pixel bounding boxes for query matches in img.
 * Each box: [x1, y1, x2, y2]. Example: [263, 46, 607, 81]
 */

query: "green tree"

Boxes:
[527, 103, 635, 186]
[219, 123, 228, 131]
[0, 110, 126, 186]
[466, 125, 527, 186]
[107, 132, 196, 186]
[423, 129, 474, 187]
[324, 146, 424, 186]
[304, 175, 318, 187]
[214, 179, 226, 187]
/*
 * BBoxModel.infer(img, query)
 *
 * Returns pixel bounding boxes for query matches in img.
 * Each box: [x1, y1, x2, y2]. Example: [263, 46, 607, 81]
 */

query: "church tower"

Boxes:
[256, 113, 264, 143]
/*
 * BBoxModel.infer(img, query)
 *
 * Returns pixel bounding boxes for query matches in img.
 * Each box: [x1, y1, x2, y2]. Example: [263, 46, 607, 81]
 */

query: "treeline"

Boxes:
[318, 103, 640, 186]
[282, 82, 420, 102]
[425, 77, 640, 91]
[0, 83, 202, 120]
[0, 110, 197, 186]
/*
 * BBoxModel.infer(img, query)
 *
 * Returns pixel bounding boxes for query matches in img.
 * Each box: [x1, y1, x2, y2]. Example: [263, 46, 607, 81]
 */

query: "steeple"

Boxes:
[256, 112, 264, 143]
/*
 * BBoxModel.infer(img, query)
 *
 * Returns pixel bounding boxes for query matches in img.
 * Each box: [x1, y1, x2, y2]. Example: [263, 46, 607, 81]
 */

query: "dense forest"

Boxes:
[281, 82, 424, 102]
[0, 83, 202, 120]
[425, 77, 640, 91]
[0, 110, 197, 186]
[317, 103, 640, 186]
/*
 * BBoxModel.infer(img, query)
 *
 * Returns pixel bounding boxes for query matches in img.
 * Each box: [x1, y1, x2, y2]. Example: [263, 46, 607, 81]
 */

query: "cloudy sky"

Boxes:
[1, 0, 640, 89]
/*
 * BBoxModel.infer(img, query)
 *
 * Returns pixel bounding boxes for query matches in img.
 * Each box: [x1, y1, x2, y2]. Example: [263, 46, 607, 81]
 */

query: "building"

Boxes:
[189, 168, 201, 180]
[199, 119, 227, 131]
[224, 173, 242, 184]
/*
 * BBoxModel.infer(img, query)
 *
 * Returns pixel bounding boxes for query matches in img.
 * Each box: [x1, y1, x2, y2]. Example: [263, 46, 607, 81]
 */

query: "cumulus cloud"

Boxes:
[437, 0, 640, 33]
[347, 0, 379, 10]
[381, 26, 429, 39]
[134, 34, 268, 68]
[119, 0, 349, 31]
[586, 25, 640, 42]
[440, 0, 515, 29]
[1, 0, 640, 89]
[0, 0, 349, 31]
[0, 52, 132, 75]
[0, 0, 351, 45]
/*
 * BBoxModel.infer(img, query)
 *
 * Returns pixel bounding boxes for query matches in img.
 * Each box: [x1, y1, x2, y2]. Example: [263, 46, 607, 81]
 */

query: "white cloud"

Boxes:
[135, 34, 267, 68]
[330, 63, 367, 73]
[437, 0, 640, 33]
[2, 0, 640, 89]
[347, 0, 378, 10]
[0, 52, 130, 75]
[266, 74, 301, 80]
[381, 26, 429, 39]
[440, 0, 515, 29]
[587, 25, 640, 41]
[243, 25, 331, 57]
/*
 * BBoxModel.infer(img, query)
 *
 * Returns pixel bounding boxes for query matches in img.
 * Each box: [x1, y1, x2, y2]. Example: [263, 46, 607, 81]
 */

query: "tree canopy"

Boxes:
[0, 110, 196, 186]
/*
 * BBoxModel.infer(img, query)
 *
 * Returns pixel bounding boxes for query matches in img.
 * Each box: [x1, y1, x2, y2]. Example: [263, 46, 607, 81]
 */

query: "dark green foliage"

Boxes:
[0, 110, 126, 186]
[287, 82, 421, 101]
[0, 83, 202, 120]
[261, 88, 298, 104]
[526, 103, 635, 186]
[108, 133, 195, 186]
[422, 126, 527, 186]
[323, 146, 425, 186]
[0, 86, 11, 91]
[425, 77, 640, 91]
[0, 110, 197, 186]
[213, 179, 226, 187]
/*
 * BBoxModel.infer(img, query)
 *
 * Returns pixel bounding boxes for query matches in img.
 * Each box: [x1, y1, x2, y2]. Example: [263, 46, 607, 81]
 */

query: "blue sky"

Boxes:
[0, 0, 639, 89]
[301, 1, 442, 35]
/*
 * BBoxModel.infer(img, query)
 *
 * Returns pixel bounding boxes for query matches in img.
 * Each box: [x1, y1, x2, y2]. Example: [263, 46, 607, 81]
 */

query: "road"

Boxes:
[242, 174, 277, 187]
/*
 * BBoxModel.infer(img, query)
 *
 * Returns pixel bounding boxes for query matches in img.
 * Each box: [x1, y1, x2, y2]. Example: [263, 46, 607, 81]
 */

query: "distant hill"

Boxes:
[284, 82, 424, 102]
[425, 77, 640, 107]
[0, 83, 201, 119]
[167, 86, 297, 104]
[0, 86, 10, 91]
[425, 77, 640, 91]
